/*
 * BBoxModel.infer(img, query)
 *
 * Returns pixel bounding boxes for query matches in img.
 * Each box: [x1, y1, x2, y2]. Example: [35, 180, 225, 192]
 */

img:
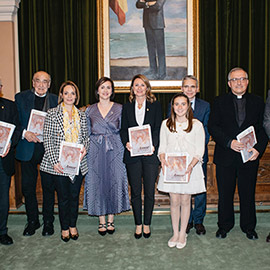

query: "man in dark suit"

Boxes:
[136, 0, 166, 80]
[208, 67, 268, 240]
[0, 79, 21, 245]
[15, 71, 58, 237]
[167, 75, 210, 235]
[263, 89, 270, 243]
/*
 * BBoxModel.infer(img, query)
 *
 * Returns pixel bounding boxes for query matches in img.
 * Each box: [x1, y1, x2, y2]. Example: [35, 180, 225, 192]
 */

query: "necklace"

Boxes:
[138, 104, 143, 109]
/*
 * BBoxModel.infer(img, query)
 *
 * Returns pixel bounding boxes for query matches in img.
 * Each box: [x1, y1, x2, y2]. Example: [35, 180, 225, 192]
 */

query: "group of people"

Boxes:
[0, 67, 269, 248]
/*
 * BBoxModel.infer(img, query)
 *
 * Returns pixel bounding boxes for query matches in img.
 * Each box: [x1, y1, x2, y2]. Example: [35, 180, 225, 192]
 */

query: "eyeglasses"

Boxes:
[34, 79, 50, 85]
[229, 77, 248, 82]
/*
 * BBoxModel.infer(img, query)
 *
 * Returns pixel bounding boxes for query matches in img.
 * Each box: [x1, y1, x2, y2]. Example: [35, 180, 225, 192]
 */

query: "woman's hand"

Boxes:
[144, 146, 155, 156]
[159, 153, 167, 173]
[126, 142, 132, 152]
[185, 164, 193, 182]
[54, 162, 63, 174]
[185, 158, 199, 182]
[80, 146, 87, 161]
[0, 142, 11, 157]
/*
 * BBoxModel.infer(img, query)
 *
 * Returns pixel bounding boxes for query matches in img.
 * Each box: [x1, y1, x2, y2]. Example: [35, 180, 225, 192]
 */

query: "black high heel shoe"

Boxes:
[134, 232, 142, 239]
[70, 228, 79, 240]
[107, 222, 115, 235]
[98, 223, 107, 236]
[143, 225, 151, 238]
[143, 231, 151, 238]
[134, 225, 142, 239]
[61, 232, 70, 242]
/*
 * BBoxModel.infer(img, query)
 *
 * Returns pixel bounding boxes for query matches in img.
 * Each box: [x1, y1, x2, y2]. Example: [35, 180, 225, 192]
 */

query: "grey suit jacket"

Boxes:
[263, 89, 270, 138]
[40, 104, 90, 177]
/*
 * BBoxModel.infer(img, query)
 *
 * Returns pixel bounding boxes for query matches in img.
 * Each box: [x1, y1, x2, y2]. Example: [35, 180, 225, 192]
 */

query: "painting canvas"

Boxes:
[97, 0, 199, 92]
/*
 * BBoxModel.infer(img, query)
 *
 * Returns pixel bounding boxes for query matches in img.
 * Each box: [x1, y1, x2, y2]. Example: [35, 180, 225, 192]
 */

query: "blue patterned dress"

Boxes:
[83, 103, 130, 216]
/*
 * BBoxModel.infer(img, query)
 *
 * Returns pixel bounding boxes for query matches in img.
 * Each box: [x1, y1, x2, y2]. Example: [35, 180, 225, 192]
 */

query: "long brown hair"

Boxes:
[166, 93, 194, 133]
[129, 74, 156, 103]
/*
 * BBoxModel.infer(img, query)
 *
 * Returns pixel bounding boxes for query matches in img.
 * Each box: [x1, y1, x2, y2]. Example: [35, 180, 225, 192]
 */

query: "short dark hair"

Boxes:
[182, 75, 198, 87]
[95, 77, 115, 100]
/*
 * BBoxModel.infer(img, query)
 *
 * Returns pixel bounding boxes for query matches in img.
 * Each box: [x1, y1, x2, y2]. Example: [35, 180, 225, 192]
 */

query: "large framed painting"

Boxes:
[97, 0, 199, 93]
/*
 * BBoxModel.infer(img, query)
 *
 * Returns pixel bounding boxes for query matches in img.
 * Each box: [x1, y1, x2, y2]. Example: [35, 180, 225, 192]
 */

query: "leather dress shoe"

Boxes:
[0, 234, 13, 245]
[216, 229, 227, 239]
[266, 233, 270, 242]
[23, 221, 40, 236]
[42, 222, 54, 236]
[186, 223, 193, 234]
[195, 223, 206, 235]
[245, 230, 258, 240]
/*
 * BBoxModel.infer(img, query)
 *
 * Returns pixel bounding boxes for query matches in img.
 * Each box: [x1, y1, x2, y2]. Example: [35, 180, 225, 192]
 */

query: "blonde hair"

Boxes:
[129, 74, 156, 103]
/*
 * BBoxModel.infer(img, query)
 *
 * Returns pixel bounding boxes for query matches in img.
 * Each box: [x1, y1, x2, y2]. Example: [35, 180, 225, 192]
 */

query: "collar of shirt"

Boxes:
[34, 92, 47, 98]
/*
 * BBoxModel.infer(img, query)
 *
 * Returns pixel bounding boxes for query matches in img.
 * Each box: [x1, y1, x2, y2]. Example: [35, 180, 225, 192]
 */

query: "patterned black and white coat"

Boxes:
[40, 104, 90, 177]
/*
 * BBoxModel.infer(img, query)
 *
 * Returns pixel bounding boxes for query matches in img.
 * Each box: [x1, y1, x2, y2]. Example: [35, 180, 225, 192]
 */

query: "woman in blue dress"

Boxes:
[84, 77, 130, 235]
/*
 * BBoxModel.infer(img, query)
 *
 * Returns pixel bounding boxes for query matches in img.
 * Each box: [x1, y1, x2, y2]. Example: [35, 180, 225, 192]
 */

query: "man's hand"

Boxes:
[148, 1, 157, 6]
[247, 148, 259, 161]
[24, 131, 41, 143]
[230, 139, 244, 152]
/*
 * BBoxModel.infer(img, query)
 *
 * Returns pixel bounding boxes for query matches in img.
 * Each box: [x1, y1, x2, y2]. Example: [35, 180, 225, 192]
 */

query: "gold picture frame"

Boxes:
[97, 0, 199, 93]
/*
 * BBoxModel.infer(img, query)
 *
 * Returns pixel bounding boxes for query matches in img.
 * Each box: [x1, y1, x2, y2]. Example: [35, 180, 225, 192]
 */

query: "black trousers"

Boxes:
[0, 159, 11, 235]
[126, 159, 159, 226]
[53, 173, 83, 230]
[144, 27, 166, 78]
[21, 143, 55, 223]
[216, 160, 259, 232]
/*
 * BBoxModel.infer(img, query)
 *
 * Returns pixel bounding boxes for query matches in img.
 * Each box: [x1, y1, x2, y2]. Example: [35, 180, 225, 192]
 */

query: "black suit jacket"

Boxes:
[208, 92, 268, 168]
[136, 0, 166, 29]
[0, 97, 21, 176]
[120, 100, 162, 164]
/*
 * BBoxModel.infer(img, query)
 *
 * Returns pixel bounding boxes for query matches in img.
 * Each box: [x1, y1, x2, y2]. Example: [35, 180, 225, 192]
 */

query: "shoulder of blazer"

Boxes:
[196, 98, 209, 108]
[15, 89, 34, 103]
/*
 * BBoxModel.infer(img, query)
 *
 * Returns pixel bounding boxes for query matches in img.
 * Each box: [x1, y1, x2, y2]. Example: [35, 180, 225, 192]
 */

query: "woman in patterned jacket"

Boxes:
[40, 81, 89, 242]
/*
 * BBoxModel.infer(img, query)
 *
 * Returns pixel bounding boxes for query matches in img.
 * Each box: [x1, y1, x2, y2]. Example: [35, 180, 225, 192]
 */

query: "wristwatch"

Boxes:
[145, 2, 149, 8]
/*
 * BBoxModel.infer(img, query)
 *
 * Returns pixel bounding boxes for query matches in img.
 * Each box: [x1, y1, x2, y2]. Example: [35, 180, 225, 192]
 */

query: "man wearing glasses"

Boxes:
[208, 67, 268, 240]
[15, 71, 58, 237]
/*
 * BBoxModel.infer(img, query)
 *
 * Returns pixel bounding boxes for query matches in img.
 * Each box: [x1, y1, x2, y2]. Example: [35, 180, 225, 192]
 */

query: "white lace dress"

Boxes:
[157, 119, 206, 194]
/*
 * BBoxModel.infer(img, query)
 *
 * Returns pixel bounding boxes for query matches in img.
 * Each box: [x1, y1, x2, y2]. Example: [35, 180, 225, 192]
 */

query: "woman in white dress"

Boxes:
[157, 93, 206, 249]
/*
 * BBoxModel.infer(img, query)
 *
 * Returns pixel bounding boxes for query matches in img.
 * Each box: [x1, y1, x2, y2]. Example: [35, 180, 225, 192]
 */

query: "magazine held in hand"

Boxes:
[27, 109, 47, 142]
[128, 124, 153, 157]
[164, 152, 189, 183]
[59, 141, 83, 175]
[236, 126, 257, 163]
[0, 121, 15, 155]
